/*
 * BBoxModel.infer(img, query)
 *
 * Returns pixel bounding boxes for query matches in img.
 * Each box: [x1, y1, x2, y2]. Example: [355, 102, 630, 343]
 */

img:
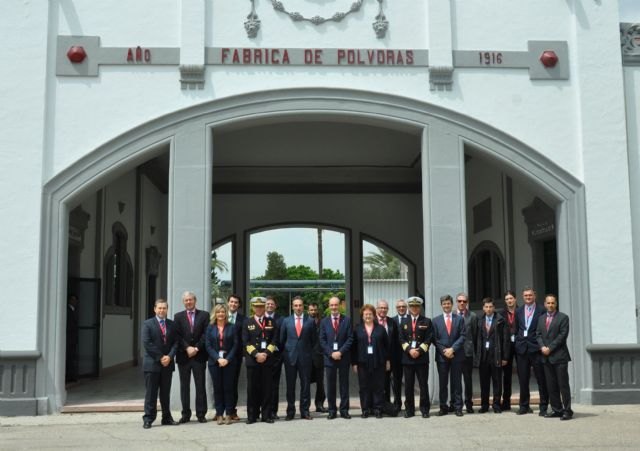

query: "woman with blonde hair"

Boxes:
[205, 304, 238, 425]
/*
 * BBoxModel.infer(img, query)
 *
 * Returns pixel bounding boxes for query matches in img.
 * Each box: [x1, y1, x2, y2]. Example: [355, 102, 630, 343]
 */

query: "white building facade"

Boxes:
[1, 0, 640, 415]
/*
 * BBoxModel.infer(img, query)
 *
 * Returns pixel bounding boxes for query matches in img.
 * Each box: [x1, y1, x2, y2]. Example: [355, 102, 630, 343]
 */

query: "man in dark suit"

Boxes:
[515, 286, 549, 416]
[376, 299, 400, 410]
[392, 299, 408, 410]
[265, 295, 284, 420]
[319, 296, 353, 420]
[536, 294, 572, 420]
[452, 292, 478, 414]
[280, 296, 317, 420]
[243, 296, 279, 424]
[499, 290, 518, 410]
[174, 291, 209, 423]
[66, 294, 79, 383]
[142, 298, 179, 429]
[227, 294, 245, 421]
[432, 294, 466, 417]
[477, 297, 511, 413]
[308, 302, 327, 413]
[399, 296, 433, 418]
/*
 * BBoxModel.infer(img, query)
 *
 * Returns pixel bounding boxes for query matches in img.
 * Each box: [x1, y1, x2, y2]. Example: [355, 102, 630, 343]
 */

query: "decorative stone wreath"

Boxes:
[245, 0, 388, 39]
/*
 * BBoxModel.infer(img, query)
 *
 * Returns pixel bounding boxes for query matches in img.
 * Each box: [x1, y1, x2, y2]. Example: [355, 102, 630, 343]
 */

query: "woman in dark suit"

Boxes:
[352, 304, 390, 418]
[205, 304, 238, 425]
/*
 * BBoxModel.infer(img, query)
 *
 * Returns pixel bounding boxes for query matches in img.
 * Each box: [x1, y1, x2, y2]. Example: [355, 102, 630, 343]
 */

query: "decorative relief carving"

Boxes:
[429, 66, 453, 91]
[179, 64, 205, 89]
[621, 23, 640, 65]
[246, 0, 387, 38]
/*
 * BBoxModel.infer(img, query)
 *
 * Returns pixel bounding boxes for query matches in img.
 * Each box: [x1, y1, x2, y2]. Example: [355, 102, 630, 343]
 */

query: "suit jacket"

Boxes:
[174, 309, 209, 364]
[456, 310, 478, 361]
[536, 311, 571, 364]
[280, 314, 317, 367]
[142, 316, 178, 372]
[319, 315, 353, 367]
[432, 313, 466, 363]
[399, 315, 433, 365]
[205, 323, 238, 366]
[376, 317, 400, 366]
[242, 316, 279, 367]
[476, 313, 511, 367]
[66, 305, 79, 346]
[351, 323, 389, 369]
[514, 303, 546, 355]
[229, 311, 246, 361]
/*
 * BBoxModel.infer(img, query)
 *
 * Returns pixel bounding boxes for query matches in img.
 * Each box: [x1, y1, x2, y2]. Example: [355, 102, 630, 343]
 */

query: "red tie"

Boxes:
[188, 311, 194, 332]
[445, 315, 451, 335]
[333, 316, 339, 334]
[546, 314, 552, 330]
[296, 316, 302, 337]
[159, 319, 167, 343]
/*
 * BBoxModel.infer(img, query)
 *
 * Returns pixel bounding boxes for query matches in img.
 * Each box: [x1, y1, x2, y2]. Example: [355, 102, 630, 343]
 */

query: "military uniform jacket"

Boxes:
[399, 315, 433, 365]
[242, 316, 279, 367]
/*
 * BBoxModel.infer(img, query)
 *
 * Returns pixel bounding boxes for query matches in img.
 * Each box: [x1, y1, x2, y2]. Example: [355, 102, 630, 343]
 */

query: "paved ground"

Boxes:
[2, 403, 640, 450]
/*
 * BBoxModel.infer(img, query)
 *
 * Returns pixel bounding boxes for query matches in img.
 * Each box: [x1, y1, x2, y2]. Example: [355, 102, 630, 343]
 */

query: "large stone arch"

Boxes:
[38, 88, 590, 413]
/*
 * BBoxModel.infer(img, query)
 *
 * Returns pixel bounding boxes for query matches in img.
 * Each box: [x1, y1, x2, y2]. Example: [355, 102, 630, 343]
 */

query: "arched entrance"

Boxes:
[39, 88, 589, 413]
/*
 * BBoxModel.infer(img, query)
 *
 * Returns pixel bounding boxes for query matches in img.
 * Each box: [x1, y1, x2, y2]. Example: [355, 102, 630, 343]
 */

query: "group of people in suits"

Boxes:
[141, 286, 573, 428]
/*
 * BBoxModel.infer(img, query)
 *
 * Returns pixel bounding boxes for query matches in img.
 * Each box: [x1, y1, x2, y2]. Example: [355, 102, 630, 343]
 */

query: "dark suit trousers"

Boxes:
[450, 356, 474, 409]
[143, 369, 172, 423]
[403, 364, 430, 414]
[543, 361, 572, 414]
[391, 361, 403, 408]
[232, 358, 242, 414]
[178, 358, 207, 418]
[311, 363, 326, 408]
[246, 363, 273, 421]
[325, 364, 350, 414]
[478, 361, 502, 409]
[502, 342, 516, 407]
[270, 354, 283, 415]
[209, 361, 237, 416]
[437, 359, 462, 410]
[284, 360, 312, 415]
[516, 352, 549, 410]
[357, 364, 384, 413]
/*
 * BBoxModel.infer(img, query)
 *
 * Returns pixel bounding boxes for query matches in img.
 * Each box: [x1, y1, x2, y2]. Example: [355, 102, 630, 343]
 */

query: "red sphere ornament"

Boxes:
[539, 50, 558, 68]
[67, 46, 87, 63]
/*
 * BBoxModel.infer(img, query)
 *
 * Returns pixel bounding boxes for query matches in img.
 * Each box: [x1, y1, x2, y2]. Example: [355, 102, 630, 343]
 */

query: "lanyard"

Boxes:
[525, 306, 534, 330]
[256, 316, 265, 339]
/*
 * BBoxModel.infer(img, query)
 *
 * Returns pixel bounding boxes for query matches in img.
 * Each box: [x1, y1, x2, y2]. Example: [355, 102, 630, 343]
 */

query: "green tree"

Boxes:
[210, 250, 229, 298]
[264, 251, 288, 279]
[363, 248, 401, 279]
[320, 268, 344, 280]
[286, 264, 318, 280]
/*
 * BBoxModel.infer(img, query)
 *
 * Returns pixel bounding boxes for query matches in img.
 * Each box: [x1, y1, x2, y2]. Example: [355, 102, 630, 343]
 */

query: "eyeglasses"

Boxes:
[456, 300, 468, 303]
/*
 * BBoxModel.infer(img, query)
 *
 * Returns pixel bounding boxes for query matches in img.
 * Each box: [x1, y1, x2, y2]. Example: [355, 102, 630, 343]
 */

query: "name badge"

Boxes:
[411, 340, 417, 349]
[485, 341, 490, 349]
[367, 345, 374, 355]
[261, 340, 267, 350]
[219, 350, 225, 359]
[333, 342, 339, 351]
[523, 330, 528, 337]
[511, 334, 515, 343]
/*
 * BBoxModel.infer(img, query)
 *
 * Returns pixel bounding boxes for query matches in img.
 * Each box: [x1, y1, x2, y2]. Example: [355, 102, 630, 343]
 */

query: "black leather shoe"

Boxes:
[315, 406, 328, 413]
[375, 411, 383, 419]
[538, 409, 548, 417]
[421, 412, 430, 418]
[271, 414, 280, 421]
[455, 410, 463, 417]
[261, 417, 274, 424]
[246, 418, 256, 424]
[142, 422, 152, 429]
[161, 418, 179, 426]
[340, 413, 351, 419]
[404, 411, 414, 418]
[493, 407, 502, 414]
[301, 414, 312, 420]
[197, 417, 207, 423]
[545, 411, 563, 418]
[178, 417, 190, 424]
[327, 412, 337, 420]
[437, 409, 448, 416]
[361, 412, 369, 418]
[447, 405, 455, 412]
[478, 407, 489, 413]
[466, 406, 475, 414]
[517, 407, 533, 415]
[285, 414, 295, 421]
[501, 403, 512, 411]
[561, 412, 573, 421]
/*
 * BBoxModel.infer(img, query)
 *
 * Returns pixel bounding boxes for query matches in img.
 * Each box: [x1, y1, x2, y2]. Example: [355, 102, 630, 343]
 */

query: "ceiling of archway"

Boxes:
[212, 121, 422, 193]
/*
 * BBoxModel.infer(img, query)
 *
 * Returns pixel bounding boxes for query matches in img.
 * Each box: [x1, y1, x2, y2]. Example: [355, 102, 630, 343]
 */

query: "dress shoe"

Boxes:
[224, 416, 232, 425]
[501, 403, 512, 411]
[375, 411, 383, 419]
[327, 412, 337, 420]
[340, 413, 352, 419]
[561, 412, 573, 421]
[301, 414, 313, 420]
[455, 410, 463, 417]
[545, 411, 563, 418]
[437, 409, 448, 416]
[404, 411, 414, 418]
[246, 418, 256, 425]
[178, 417, 190, 424]
[161, 418, 179, 426]
[447, 405, 455, 412]
[478, 407, 489, 413]
[261, 417, 274, 424]
[421, 412, 430, 418]
[217, 416, 224, 425]
[538, 409, 548, 417]
[315, 406, 328, 413]
[466, 406, 475, 414]
[142, 422, 152, 429]
[361, 412, 369, 418]
[493, 407, 502, 414]
[229, 414, 241, 421]
[271, 414, 280, 421]
[516, 407, 533, 415]
[197, 417, 207, 423]
[285, 414, 295, 421]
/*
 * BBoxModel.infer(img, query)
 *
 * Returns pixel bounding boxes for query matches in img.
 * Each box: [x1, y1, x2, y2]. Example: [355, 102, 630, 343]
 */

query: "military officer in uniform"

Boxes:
[399, 296, 433, 418]
[242, 297, 279, 424]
